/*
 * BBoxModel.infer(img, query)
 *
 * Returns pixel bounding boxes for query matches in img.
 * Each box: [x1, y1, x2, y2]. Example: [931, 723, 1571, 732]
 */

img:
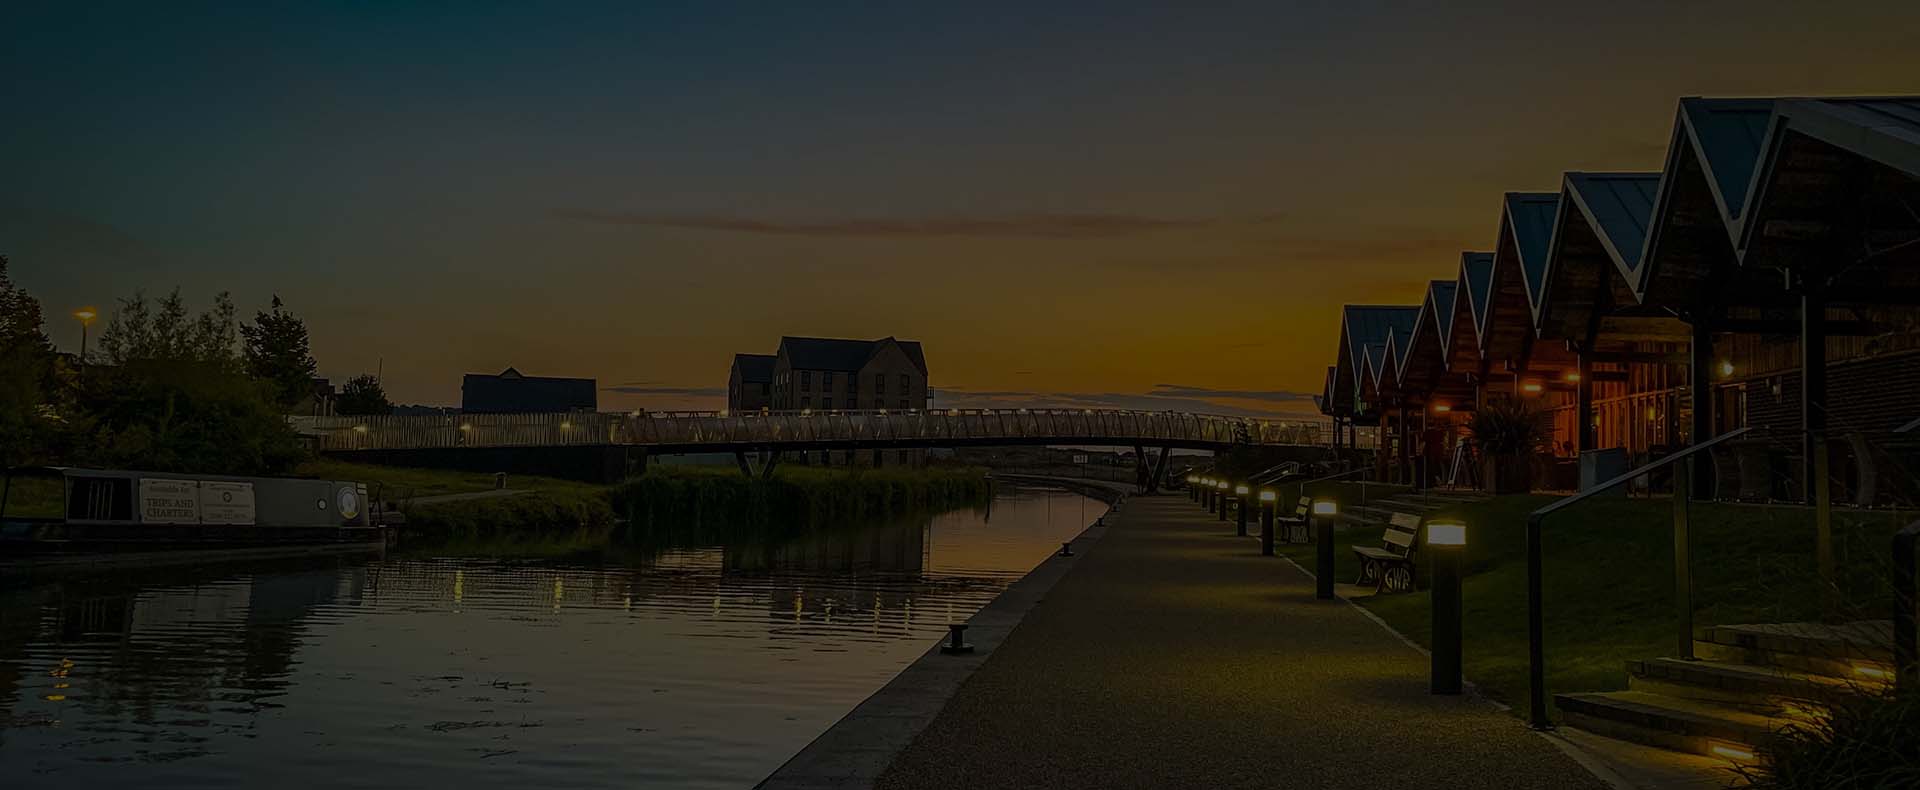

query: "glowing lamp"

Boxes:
[1709, 743, 1755, 762]
[74, 307, 99, 323]
[459, 423, 473, 432]
[1312, 499, 1338, 516]
[1258, 489, 1277, 503]
[1563, 372, 1581, 382]
[1216, 480, 1229, 491]
[559, 421, 573, 430]
[1427, 521, 1467, 546]
[1718, 360, 1736, 378]
[352, 425, 368, 433]
[1185, 474, 1197, 483]
[1521, 381, 1544, 394]
[1433, 404, 1452, 413]
[1234, 484, 1249, 496]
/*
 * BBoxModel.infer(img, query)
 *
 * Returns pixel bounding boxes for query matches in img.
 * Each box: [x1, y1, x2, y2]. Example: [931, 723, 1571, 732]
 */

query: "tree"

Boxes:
[0, 255, 60, 467]
[96, 289, 238, 366]
[239, 295, 317, 411]
[336, 374, 393, 416]
[80, 288, 304, 475]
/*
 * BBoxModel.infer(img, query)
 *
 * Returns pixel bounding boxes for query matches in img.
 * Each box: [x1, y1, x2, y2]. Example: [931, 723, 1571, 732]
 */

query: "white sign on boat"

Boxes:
[138, 479, 201, 525]
[199, 481, 257, 525]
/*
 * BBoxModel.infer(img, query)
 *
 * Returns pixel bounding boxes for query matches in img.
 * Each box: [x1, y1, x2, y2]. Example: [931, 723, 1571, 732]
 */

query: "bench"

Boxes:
[1351, 512, 1422, 593]
[1274, 496, 1311, 543]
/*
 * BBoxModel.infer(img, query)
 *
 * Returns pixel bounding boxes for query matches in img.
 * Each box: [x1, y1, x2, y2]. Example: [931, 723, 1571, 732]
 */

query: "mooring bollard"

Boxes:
[1429, 521, 1466, 694]
[1313, 500, 1338, 600]
[1059, 541, 1075, 557]
[940, 623, 974, 655]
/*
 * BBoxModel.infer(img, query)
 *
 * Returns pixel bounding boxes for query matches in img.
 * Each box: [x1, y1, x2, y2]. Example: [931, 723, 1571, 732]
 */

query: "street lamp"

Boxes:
[73, 307, 98, 363]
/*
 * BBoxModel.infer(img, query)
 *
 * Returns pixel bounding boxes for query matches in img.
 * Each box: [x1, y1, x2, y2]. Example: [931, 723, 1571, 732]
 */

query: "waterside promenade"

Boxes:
[860, 495, 1614, 789]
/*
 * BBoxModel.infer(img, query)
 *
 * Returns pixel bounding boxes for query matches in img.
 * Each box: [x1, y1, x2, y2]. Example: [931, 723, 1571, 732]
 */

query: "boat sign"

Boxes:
[200, 482, 257, 525]
[138, 479, 201, 525]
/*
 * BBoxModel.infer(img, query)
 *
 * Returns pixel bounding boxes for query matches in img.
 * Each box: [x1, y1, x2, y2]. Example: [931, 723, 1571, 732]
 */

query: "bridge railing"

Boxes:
[290, 409, 1337, 452]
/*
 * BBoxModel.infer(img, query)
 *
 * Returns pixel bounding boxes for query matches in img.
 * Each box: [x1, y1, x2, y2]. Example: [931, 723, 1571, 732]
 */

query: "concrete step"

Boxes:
[1697, 622, 1896, 682]
[1555, 690, 1779, 760]
[1626, 657, 1866, 709]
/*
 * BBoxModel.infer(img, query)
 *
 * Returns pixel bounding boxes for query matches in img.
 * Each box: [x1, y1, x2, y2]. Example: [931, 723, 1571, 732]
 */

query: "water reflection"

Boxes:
[0, 486, 1095, 789]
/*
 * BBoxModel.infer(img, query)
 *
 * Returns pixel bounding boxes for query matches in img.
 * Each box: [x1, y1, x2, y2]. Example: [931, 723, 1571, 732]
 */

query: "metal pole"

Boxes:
[1315, 513, 1334, 600]
[1689, 321, 1715, 499]
[1673, 461, 1695, 661]
[1895, 522, 1917, 695]
[1526, 513, 1550, 728]
[1260, 502, 1275, 556]
[1432, 543, 1463, 695]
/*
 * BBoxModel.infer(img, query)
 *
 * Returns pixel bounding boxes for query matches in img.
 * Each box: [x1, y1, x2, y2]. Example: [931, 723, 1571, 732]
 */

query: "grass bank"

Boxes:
[1271, 484, 1914, 720]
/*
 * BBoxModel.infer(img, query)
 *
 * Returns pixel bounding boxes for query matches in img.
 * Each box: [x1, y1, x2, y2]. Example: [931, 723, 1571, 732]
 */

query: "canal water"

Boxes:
[0, 485, 1102, 788]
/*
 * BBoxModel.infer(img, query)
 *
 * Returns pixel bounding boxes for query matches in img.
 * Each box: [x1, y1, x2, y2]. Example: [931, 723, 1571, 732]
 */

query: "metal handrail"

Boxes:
[1896, 520, 1918, 695]
[1524, 426, 1751, 729]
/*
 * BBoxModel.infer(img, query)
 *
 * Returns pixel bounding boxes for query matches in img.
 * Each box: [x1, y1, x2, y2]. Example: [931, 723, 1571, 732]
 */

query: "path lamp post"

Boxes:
[1234, 483, 1250, 537]
[1202, 478, 1215, 512]
[1258, 489, 1277, 556]
[1216, 481, 1230, 522]
[1186, 474, 1198, 502]
[1312, 499, 1339, 600]
[1427, 520, 1467, 695]
[73, 307, 98, 364]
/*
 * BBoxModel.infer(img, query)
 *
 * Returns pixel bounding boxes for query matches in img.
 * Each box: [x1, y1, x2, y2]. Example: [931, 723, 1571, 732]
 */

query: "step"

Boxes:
[1627, 657, 1863, 708]
[1555, 691, 1779, 759]
[1699, 622, 1895, 668]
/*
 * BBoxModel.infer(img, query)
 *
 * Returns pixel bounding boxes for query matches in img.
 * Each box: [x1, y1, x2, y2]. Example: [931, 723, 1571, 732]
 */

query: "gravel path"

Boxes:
[874, 495, 1610, 790]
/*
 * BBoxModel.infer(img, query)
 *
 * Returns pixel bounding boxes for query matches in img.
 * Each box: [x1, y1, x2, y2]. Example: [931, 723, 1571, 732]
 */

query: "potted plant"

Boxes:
[1469, 398, 1545, 494]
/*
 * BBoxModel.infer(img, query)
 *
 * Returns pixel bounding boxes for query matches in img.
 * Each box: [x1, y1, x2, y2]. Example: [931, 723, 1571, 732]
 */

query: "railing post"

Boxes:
[1672, 460, 1695, 661]
[1896, 522, 1918, 695]
[1526, 512, 1550, 729]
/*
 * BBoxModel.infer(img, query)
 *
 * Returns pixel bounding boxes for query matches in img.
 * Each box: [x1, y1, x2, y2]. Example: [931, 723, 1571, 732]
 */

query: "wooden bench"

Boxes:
[1274, 496, 1311, 543]
[1351, 512, 1422, 593]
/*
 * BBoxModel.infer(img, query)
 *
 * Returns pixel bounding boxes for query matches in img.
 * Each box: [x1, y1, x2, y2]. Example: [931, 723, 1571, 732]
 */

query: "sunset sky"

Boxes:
[6, 2, 1917, 415]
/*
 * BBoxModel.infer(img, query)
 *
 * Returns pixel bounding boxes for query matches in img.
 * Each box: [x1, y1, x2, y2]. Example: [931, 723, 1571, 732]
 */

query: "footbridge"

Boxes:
[294, 409, 1334, 455]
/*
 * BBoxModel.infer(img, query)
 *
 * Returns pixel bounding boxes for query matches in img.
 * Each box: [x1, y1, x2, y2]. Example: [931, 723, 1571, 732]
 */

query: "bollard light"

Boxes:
[1313, 499, 1338, 599]
[1258, 490, 1276, 556]
[1234, 483, 1250, 536]
[1428, 520, 1466, 695]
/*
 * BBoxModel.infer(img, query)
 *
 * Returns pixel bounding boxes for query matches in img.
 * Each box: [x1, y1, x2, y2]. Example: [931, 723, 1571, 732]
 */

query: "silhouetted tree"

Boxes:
[240, 295, 317, 410]
[336, 374, 393, 416]
[0, 255, 61, 467]
[81, 289, 304, 474]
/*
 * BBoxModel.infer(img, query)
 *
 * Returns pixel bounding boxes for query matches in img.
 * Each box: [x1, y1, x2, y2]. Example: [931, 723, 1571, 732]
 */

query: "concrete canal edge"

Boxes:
[756, 476, 1132, 790]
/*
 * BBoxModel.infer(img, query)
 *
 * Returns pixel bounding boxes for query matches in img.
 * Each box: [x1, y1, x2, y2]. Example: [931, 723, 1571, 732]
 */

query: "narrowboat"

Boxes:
[1, 467, 392, 569]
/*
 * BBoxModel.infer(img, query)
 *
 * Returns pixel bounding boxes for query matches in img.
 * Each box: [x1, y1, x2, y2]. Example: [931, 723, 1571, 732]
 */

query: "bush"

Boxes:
[1739, 691, 1920, 789]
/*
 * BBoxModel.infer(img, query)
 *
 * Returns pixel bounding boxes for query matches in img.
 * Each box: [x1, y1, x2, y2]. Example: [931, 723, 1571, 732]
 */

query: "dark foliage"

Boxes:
[240, 295, 318, 410]
[337, 373, 394, 416]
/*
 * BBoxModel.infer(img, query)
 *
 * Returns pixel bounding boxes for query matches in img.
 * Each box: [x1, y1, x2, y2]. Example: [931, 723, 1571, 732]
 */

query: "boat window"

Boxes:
[68, 477, 135, 521]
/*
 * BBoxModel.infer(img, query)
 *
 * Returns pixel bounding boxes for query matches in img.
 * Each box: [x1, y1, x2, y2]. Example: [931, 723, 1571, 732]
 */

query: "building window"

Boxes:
[801, 371, 811, 391]
[802, 397, 811, 408]
[760, 382, 770, 396]
[875, 374, 885, 395]
[823, 372, 835, 390]
[823, 398, 833, 410]
[899, 373, 910, 392]
[898, 400, 909, 410]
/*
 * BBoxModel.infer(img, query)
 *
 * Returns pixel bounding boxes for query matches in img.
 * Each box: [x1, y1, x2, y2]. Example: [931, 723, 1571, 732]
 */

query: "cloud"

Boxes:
[1147, 384, 1319, 404]
[603, 383, 728, 397]
[553, 210, 1283, 239]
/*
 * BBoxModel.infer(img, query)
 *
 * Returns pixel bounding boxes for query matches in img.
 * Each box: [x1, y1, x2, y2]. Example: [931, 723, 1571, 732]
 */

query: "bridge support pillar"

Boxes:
[1146, 446, 1170, 494]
